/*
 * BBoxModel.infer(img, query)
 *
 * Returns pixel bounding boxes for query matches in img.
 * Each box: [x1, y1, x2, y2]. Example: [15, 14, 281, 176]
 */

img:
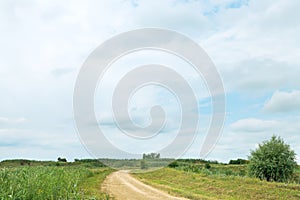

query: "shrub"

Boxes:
[140, 160, 148, 169]
[248, 135, 297, 182]
[229, 159, 249, 165]
[168, 161, 179, 168]
[57, 157, 67, 162]
[205, 163, 211, 169]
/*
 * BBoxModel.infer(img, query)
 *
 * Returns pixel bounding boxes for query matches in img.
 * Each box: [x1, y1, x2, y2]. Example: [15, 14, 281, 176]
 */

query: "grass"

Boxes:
[1, 159, 298, 199]
[79, 168, 115, 199]
[0, 166, 113, 200]
[176, 163, 248, 177]
[133, 167, 300, 200]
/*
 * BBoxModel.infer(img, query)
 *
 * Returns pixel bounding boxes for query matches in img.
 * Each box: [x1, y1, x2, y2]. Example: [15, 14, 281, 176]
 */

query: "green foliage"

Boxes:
[98, 158, 172, 169]
[74, 159, 106, 168]
[205, 163, 211, 169]
[78, 168, 114, 199]
[0, 159, 57, 167]
[168, 161, 179, 168]
[134, 168, 300, 200]
[177, 159, 220, 164]
[142, 153, 160, 159]
[167, 159, 246, 177]
[229, 158, 249, 165]
[0, 166, 90, 199]
[248, 135, 297, 182]
[0, 166, 113, 200]
[140, 160, 148, 169]
[57, 157, 67, 162]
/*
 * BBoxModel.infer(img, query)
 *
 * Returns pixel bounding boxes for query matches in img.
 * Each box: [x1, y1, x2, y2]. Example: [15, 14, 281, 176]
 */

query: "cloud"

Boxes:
[0, 117, 27, 124]
[202, 0, 300, 95]
[263, 90, 300, 113]
[230, 118, 279, 132]
[0, 0, 299, 161]
[51, 67, 76, 77]
[205, 117, 300, 163]
[0, 127, 88, 161]
[220, 59, 300, 93]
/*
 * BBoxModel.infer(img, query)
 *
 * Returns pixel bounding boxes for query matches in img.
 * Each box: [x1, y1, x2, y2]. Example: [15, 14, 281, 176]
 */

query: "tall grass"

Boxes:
[0, 166, 93, 199]
[134, 168, 300, 200]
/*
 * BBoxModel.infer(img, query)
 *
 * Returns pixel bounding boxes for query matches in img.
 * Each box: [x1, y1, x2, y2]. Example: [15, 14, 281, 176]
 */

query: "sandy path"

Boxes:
[102, 170, 188, 200]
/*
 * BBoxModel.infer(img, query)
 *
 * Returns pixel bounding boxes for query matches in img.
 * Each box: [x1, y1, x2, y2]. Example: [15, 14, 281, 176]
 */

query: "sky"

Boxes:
[0, 0, 300, 163]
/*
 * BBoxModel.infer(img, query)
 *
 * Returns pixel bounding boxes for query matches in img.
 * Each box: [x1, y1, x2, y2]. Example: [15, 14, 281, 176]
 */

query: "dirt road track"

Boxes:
[102, 170, 188, 200]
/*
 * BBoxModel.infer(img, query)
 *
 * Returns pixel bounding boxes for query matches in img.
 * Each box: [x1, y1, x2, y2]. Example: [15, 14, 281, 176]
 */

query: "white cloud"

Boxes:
[0, 117, 27, 124]
[219, 59, 300, 93]
[202, 0, 300, 94]
[230, 118, 279, 132]
[263, 90, 300, 113]
[0, 0, 300, 161]
[206, 117, 300, 163]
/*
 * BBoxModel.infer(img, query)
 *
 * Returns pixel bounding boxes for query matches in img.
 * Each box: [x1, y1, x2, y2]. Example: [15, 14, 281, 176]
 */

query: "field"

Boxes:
[0, 160, 114, 200]
[1, 159, 299, 200]
[133, 162, 300, 200]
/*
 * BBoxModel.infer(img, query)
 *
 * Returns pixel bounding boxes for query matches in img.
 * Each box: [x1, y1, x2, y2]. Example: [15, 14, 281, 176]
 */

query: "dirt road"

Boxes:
[102, 170, 188, 200]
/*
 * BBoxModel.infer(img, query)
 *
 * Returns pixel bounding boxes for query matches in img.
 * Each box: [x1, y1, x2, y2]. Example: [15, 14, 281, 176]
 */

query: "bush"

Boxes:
[229, 159, 249, 165]
[140, 160, 148, 169]
[205, 163, 211, 169]
[248, 135, 297, 182]
[168, 161, 179, 168]
[57, 157, 67, 162]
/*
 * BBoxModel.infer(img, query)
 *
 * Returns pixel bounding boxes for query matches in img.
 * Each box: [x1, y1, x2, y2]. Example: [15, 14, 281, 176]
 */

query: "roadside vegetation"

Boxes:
[0, 136, 298, 200]
[134, 136, 300, 200]
[0, 159, 113, 200]
[248, 135, 297, 182]
[134, 165, 300, 200]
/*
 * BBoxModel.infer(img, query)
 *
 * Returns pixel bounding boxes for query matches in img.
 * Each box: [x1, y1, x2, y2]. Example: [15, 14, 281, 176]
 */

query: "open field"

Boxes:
[1, 159, 299, 199]
[0, 160, 114, 200]
[133, 167, 300, 200]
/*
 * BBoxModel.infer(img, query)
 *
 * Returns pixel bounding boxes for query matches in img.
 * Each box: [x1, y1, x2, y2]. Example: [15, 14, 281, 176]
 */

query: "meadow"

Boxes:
[133, 161, 300, 200]
[1, 158, 299, 200]
[0, 160, 113, 200]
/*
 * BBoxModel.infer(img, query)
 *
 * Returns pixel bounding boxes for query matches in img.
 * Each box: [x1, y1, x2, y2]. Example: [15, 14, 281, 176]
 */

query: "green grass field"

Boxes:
[1, 159, 299, 199]
[134, 167, 300, 200]
[0, 162, 113, 200]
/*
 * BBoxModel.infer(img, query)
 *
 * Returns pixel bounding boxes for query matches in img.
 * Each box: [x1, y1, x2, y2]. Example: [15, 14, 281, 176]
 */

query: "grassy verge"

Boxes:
[79, 168, 115, 199]
[0, 166, 114, 200]
[133, 168, 300, 200]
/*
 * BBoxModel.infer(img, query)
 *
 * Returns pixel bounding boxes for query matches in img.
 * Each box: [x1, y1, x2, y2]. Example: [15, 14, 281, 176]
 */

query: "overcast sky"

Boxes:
[0, 0, 300, 163]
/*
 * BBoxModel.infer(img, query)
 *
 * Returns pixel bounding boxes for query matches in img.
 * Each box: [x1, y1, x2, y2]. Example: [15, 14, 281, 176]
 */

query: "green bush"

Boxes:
[248, 135, 297, 182]
[229, 158, 249, 165]
[168, 161, 179, 168]
[140, 160, 148, 169]
[205, 163, 211, 169]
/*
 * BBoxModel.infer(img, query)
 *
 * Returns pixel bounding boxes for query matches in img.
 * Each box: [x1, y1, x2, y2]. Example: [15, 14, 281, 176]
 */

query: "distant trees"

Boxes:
[57, 157, 67, 162]
[168, 161, 179, 168]
[229, 158, 249, 165]
[140, 160, 148, 169]
[248, 135, 297, 182]
[142, 153, 160, 159]
[141, 153, 160, 169]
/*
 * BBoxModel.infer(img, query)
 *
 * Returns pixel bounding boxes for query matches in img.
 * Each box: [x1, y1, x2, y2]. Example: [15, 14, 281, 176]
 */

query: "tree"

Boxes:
[168, 161, 179, 168]
[248, 135, 297, 182]
[57, 157, 67, 162]
[229, 158, 249, 165]
[142, 153, 160, 159]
